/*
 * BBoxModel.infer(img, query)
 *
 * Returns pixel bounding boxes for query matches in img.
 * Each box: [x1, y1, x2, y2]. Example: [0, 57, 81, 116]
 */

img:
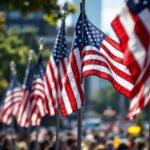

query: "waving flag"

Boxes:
[17, 60, 34, 127]
[29, 55, 47, 126]
[111, 0, 150, 81]
[1, 75, 22, 125]
[111, 0, 150, 119]
[44, 19, 69, 116]
[59, 12, 134, 117]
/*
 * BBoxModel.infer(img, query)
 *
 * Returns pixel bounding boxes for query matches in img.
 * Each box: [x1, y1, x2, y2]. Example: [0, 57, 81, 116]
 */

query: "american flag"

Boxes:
[44, 19, 69, 116]
[1, 75, 22, 125]
[59, 12, 134, 117]
[17, 60, 34, 127]
[111, 0, 150, 119]
[29, 54, 47, 126]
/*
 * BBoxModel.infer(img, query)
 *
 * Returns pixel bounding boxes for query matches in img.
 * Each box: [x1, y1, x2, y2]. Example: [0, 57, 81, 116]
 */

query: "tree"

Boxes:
[0, 28, 50, 95]
[0, 29, 29, 93]
[0, 0, 76, 24]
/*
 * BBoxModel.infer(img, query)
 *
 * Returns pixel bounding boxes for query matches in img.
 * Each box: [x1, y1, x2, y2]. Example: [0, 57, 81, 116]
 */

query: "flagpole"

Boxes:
[77, 1, 85, 150]
[55, 105, 60, 150]
[55, 4, 68, 150]
[10, 61, 17, 133]
[34, 37, 45, 150]
[27, 50, 35, 150]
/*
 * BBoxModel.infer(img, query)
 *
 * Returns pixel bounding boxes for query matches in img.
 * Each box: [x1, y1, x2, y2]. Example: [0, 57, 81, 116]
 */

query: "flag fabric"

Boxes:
[127, 76, 150, 119]
[59, 12, 134, 117]
[29, 54, 47, 126]
[17, 60, 34, 127]
[1, 75, 22, 125]
[111, 0, 150, 119]
[44, 19, 69, 116]
[111, 0, 150, 82]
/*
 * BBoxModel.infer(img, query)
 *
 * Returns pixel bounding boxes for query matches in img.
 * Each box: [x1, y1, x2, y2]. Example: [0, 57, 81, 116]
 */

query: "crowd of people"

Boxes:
[0, 120, 149, 150]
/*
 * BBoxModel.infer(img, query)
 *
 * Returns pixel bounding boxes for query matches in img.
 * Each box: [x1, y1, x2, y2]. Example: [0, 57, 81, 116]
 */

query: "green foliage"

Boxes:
[0, 29, 29, 92]
[43, 3, 77, 25]
[0, 1, 76, 25]
[0, 27, 51, 95]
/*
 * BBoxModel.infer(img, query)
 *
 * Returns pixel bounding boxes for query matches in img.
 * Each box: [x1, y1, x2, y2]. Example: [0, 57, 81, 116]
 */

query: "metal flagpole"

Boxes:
[27, 50, 35, 150]
[55, 105, 60, 150]
[10, 61, 16, 132]
[77, 1, 85, 150]
[35, 37, 45, 150]
[55, 4, 68, 150]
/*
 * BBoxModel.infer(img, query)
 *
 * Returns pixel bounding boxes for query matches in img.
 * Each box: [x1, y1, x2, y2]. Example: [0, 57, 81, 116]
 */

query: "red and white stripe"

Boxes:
[59, 35, 134, 117]
[82, 36, 134, 97]
[127, 76, 150, 119]
[59, 48, 84, 117]
[17, 90, 31, 127]
[112, 2, 150, 119]
[44, 55, 68, 116]
[1, 87, 22, 125]
[29, 77, 47, 126]
[111, 4, 150, 82]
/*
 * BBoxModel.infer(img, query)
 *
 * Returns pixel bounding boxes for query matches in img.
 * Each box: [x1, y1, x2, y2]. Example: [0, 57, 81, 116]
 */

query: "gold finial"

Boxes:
[28, 49, 35, 61]
[10, 61, 17, 75]
[62, 2, 69, 18]
[39, 37, 45, 53]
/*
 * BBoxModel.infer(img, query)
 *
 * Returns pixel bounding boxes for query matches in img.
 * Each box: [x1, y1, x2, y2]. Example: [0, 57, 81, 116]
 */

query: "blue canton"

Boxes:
[34, 54, 45, 80]
[73, 12, 106, 50]
[53, 21, 68, 66]
[9, 75, 21, 91]
[127, 0, 150, 15]
[23, 61, 34, 90]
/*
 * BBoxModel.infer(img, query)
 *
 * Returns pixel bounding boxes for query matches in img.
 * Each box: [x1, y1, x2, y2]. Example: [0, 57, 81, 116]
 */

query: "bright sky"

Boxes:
[58, 0, 124, 40]
[101, 0, 124, 41]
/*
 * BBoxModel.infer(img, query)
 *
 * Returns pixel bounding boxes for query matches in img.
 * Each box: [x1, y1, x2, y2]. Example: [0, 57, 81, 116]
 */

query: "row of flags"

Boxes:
[0, 0, 149, 127]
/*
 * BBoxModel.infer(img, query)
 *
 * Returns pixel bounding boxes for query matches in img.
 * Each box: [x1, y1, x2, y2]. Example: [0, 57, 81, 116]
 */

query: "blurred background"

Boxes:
[0, 0, 149, 149]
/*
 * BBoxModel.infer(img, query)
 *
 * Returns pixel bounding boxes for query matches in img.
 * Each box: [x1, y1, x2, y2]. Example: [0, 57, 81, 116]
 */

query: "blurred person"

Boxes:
[38, 140, 49, 150]
[134, 137, 146, 150]
[88, 140, 97, 150]
[117, 143, 129, 150]
[81, 142, 89, 150]
[94, 144, 106, 150]
[66, 135, 77, 150]
[17, 141, 28, 150]
[106, 140, 114, 150]
[94, 131, 106, 144]
[1, 136, 13, 150]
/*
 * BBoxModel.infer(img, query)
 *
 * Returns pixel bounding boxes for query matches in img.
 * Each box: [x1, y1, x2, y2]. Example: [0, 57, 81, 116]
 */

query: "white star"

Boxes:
[78, 30, 81, 34]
